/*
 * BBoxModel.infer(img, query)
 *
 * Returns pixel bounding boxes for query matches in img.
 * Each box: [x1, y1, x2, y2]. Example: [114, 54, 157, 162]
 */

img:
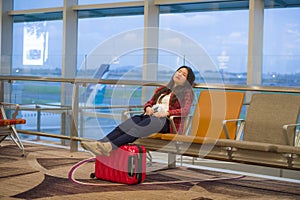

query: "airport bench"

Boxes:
[134, 92, 300, 170]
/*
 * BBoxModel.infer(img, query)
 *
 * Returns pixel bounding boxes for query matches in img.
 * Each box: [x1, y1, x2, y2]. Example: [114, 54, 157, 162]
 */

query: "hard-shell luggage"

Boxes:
[69, 144, 245, 186]
[91, 144, 146, 185]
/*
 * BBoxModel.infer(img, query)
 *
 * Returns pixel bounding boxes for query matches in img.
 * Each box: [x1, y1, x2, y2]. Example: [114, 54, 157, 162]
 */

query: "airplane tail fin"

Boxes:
[80, 64, 110, 106]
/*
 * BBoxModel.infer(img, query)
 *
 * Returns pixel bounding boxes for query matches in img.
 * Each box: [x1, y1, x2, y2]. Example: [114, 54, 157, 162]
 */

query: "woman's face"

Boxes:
[173, 68, 188, 86]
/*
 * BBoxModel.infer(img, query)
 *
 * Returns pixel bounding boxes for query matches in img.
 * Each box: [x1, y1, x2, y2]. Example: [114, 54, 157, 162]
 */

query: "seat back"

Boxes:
[0, 105, 4, 120]
[190, 90, 245, 139]
[244, 93, 300, 145]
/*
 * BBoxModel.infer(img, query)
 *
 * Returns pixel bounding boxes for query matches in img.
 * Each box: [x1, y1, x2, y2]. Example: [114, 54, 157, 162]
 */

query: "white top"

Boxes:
[152, 93, 171, 114]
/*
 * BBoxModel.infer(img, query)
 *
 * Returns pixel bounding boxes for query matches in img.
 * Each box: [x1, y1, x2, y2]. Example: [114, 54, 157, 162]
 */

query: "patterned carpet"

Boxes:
[0, 140, 300, 200]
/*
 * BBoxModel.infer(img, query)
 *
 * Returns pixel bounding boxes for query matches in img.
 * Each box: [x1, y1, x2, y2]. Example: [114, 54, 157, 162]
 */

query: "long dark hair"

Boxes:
[153, 66, 195, 105]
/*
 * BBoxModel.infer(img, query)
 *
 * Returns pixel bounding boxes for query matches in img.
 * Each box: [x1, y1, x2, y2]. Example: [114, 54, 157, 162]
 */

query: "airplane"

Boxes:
[78, 64, 109, 106]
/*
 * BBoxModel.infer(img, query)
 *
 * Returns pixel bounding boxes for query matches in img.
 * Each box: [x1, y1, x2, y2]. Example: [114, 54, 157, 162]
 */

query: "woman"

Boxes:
[81, 66, 195, 156]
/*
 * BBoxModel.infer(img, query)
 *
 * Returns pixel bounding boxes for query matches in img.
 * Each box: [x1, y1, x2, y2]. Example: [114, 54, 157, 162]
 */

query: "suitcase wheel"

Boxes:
[90, 172, 95, 179]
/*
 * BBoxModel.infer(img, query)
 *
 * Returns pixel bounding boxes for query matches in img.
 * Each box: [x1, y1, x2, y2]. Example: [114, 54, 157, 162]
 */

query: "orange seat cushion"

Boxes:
[0, 119, 26, 126]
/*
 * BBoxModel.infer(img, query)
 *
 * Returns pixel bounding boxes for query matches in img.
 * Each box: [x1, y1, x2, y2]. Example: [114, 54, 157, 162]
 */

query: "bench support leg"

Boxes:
[167, 153, 176, 168]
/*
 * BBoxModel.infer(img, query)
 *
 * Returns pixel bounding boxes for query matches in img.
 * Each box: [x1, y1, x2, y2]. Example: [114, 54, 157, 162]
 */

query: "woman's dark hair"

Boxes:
[153, 66, 195, 105]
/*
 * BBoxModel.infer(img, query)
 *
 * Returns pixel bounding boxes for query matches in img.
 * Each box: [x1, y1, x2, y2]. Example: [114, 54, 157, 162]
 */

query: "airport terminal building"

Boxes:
[0, 1, 300, 199]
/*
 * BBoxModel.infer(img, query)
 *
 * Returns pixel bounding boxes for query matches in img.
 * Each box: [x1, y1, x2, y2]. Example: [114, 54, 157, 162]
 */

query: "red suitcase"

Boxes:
[92, 144, 146, 185]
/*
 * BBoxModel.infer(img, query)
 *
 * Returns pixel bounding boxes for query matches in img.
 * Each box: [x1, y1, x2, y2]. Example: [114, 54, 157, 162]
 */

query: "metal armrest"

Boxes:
[222, 119, 245, 140]
[121, 107, 144, 121]
[283, 123, 300, 146]
[0, 102, 20, 119]
[12, 104, 20, 119]
[169, 115, 192, 135]
[123, 110, 144, 116]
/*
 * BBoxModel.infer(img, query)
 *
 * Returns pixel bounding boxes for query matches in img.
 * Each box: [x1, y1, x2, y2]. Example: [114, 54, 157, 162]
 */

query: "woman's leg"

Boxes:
[81, 115, 145, 155]
[100, 114, 145, 142]
[82, 115, 169, 156]
[108, 115, 169, 148]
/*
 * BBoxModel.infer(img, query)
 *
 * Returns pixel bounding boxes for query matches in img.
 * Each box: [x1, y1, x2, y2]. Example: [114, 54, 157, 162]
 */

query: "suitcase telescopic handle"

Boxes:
[128, 156, 136, 177]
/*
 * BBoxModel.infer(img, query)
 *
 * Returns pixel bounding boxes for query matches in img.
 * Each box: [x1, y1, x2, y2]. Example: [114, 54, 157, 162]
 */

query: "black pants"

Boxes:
[100, 114, 170, 148]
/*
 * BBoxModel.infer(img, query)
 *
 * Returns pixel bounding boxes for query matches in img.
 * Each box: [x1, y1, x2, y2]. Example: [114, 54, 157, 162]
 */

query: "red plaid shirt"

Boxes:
[144, 86, 194, 134]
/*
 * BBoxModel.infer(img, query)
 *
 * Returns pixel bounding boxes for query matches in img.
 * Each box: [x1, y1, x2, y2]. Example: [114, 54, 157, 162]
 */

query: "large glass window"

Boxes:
[160, 10, 249, 84]
[7, 1, 300, 143]
[12, 20, 63, 105]
[77, 15, 144, 139]
[11, 20, 63, 140]
[12, 21, 63, 77]
[263, 7, 300, 87]
[77, 15, 143, 73]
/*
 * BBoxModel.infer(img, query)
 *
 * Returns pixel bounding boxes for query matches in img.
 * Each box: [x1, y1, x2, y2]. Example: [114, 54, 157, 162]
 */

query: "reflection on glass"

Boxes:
[13, 20, 63, 76]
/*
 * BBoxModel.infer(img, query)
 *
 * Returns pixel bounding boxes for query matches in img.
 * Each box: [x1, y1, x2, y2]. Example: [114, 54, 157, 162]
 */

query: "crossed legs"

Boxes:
[81, 114, 169, 156]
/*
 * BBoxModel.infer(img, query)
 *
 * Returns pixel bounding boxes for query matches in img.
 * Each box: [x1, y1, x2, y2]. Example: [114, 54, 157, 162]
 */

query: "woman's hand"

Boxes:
[144, 106, 154, 115]
[153, 111, 169, 118]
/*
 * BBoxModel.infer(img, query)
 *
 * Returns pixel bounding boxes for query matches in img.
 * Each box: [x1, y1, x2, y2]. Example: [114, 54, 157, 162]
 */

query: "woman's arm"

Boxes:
[143, 86, 165, 112]
[168, 89, 194, 117]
